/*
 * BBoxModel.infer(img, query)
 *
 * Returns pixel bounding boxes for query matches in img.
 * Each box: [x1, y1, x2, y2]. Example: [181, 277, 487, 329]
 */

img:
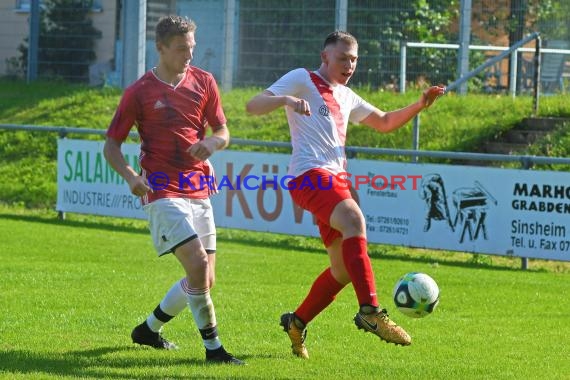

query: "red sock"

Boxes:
[342, 236, 378, 307]
[295, 268, 345, 325]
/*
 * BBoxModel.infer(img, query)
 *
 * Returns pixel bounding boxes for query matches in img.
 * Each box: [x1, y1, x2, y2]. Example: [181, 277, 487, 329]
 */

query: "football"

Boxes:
[393, 272, 439, 318]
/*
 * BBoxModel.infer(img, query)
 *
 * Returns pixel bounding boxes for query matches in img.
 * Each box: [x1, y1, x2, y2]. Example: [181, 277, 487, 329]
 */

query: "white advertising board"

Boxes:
[56, 139, 146, 219]
[347, 159, 570, 261]
[57, 139, 570, 261]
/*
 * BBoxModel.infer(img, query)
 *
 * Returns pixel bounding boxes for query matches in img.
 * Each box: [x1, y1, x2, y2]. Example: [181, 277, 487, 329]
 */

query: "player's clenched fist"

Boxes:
[288, 97, 311, 116]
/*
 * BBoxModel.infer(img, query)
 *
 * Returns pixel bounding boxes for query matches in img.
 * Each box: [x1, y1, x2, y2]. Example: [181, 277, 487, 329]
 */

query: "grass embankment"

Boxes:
[0, 205, 569, 379]
[1, 79, 569, 208]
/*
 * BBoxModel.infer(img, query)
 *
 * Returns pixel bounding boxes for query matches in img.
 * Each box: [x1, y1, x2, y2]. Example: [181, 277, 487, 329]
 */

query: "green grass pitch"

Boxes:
[0, 206, 568, 379]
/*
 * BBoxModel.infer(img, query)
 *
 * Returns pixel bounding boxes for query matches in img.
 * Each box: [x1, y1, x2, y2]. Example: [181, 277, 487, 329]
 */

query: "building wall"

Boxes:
[0, 0, 118, 78]
[176, 0, 224, 81]
[0, 2, 29, 76]
[92, 0, 118, 67]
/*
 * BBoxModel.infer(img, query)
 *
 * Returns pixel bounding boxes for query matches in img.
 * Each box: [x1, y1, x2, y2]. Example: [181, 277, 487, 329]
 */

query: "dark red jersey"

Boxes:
[107, 66, 226, 204]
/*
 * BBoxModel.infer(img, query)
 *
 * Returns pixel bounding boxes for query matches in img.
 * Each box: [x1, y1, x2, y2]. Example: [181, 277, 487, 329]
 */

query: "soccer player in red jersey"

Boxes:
[104, 15, 243, 365]
[246, 31, 444, 358]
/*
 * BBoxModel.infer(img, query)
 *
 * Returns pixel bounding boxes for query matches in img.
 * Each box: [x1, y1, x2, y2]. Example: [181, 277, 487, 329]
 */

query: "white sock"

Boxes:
[161, 277, 190, 316]
[146, 278, 189, 332]
[187, 288, 222, 350]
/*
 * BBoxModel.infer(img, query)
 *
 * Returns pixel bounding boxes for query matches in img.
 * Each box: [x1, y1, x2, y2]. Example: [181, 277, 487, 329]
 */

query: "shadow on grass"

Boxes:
[0, 212, 148, 236]
[0, 347, 258, 379]
[218, 229, 539, 273]
[0, 210, 541, 273]
[370, 249, 536, 272]
[218, 231, 325, 255]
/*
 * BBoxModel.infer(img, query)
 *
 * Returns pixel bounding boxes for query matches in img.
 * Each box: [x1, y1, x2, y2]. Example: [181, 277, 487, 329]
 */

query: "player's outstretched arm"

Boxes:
[361, 85, 445, 133]
[246, 90, 311, 116]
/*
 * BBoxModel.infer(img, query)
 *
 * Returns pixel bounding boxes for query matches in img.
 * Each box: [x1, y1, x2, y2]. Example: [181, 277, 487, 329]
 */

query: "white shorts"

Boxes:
[143, 197, 216, 256]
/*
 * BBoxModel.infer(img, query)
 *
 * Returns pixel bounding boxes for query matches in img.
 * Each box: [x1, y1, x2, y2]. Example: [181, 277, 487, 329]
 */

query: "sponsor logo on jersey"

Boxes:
[318, 104, 330, 116]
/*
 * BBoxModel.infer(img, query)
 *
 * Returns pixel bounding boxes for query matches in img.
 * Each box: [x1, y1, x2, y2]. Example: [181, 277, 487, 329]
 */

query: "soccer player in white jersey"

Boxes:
[246, 31, 444, 359]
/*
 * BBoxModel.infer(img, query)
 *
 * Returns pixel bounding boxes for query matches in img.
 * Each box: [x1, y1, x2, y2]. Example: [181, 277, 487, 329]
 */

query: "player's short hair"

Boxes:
[323, 31, 358, 49]
[155, 15, 196, 45]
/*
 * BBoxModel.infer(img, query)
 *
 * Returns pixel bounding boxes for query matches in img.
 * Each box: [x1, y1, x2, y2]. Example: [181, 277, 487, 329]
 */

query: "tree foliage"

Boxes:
[237, 0, 334, 86]
[237, 0, 457, 89]
[348, 0, 457, 88]
[235, 0, 568, 90]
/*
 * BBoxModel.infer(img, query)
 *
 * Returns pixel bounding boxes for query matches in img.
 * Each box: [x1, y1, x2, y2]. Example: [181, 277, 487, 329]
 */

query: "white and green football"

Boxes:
[393, 272, 439, 318]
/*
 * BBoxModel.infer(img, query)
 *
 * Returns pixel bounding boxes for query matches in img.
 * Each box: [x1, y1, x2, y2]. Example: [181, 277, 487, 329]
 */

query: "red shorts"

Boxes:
[288, 168, 352, 247]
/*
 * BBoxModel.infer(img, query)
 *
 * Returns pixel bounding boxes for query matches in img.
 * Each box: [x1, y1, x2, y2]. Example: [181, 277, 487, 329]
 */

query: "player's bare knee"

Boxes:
[345, 212, 366, 235]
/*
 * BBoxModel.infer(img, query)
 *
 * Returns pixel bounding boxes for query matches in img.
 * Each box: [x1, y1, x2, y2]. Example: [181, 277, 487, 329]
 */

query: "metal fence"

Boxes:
[1, 0, 569, 90]
[236, 0, 570, 90]
[3, 122, 570, 167]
